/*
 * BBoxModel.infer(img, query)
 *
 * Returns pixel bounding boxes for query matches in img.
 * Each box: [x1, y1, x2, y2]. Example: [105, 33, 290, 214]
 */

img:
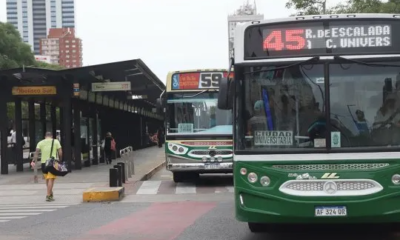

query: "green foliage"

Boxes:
[286, 0, 328, 15]
[0, 21, 64, 123]
[0, 21, 64, 70]
[0, 22, 36, 70]
[286, 0, 400, 15]
[33, 61, 65, 70]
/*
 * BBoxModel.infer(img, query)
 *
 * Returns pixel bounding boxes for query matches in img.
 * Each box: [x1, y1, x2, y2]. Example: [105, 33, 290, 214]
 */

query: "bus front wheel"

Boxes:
[173, 172, 199, 183]
[248, 222, 268, 233]
[173, 172, 185, 183]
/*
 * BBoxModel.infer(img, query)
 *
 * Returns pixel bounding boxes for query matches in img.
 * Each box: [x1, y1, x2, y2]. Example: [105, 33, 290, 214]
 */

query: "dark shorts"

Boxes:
[41, 163, 48, 174]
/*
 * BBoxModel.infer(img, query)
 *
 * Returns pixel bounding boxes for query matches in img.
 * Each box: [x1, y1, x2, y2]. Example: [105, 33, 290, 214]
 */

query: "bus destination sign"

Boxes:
[244, 19, 400, 59]
[171, 72, 232, 90]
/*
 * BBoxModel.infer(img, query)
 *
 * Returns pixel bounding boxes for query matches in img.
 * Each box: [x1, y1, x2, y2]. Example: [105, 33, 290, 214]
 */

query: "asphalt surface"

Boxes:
[1, 168, 400, 240]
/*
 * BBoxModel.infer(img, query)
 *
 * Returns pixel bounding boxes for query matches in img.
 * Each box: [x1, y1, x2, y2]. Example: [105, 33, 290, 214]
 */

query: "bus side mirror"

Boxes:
[218, 77, 233, 110]
[156, 98, 164, 113]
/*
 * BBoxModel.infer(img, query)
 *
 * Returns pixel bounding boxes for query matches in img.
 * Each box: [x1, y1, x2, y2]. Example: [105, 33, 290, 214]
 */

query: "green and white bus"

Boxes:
[218, 13, 400, 232]
[158, 69, 234, 183]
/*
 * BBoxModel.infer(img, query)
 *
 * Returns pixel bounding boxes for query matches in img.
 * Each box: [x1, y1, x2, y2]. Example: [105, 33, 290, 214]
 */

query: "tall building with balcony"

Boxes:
[6, 0, 76, 55]
[227, 1, 264, 61]
[40, 27, 82, 68]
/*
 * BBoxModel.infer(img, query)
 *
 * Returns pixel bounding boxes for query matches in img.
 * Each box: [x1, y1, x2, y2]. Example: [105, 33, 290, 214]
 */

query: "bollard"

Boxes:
[124, 159, 128, 181]
[131, 151, 135, 175]
[126, 154, 132, 178]
[109, 168, 119, 187]
[114, 165, 123, 187]
[117, 162, 126, 184]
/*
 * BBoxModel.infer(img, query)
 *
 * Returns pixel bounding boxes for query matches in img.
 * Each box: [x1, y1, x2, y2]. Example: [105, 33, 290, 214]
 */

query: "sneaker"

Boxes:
[46, 195, 54, 202]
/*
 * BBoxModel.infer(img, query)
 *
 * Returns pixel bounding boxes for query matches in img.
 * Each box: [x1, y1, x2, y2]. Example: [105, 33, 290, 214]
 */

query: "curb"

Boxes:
[139, 161, 166, 181]
[82, 187, 124, 202]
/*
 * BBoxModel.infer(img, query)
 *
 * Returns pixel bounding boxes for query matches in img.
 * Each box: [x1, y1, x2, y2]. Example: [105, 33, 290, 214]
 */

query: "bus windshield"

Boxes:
[167, 92, 232, 135]
[240, 61, 400, 150]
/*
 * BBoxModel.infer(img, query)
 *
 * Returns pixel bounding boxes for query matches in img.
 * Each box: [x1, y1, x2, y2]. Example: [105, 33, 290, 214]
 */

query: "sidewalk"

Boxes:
[0, 146, 165, 204]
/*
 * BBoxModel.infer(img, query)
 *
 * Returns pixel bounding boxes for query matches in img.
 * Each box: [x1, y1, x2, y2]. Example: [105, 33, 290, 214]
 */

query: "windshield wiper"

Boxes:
[177, 89, 211, 98]
[333, 56, 400, 67]
[244, 56, 319, 74]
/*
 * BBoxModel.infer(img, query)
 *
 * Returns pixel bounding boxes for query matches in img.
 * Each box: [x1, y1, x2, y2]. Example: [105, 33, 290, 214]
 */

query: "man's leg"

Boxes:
[45, 176, 51, 201]
[47, 179, 54, 196]
[45, 173, 56, 201]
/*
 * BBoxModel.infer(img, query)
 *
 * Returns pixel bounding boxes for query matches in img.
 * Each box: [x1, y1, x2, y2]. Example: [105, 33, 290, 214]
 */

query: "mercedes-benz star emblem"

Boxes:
[323, 181, 337, 194]
[209, 150, 216, 157]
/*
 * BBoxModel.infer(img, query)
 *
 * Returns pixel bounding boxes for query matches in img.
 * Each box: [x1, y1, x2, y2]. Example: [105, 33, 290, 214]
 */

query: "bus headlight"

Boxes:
[260, 176, 271, 186]
[248, 172, 258, 183]
[202, 156, 207, 162]
[217, 156, 223, 162]
[392, 174, 400, 185]
[167, 143, 188, 155]
[240, 168, 247, 175]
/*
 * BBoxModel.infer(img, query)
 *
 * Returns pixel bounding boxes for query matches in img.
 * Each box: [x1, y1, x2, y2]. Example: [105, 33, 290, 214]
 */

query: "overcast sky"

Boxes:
[0, 0, 344, 83]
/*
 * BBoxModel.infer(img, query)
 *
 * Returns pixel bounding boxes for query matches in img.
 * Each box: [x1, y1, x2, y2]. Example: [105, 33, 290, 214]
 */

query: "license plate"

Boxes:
[315, 206, 347, 217]
[205, 163, 220, 169]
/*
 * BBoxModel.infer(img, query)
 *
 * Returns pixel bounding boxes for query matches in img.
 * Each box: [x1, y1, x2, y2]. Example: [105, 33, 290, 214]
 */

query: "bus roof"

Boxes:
[234, 13, 400, 63]
[167, 69, 229, 75]
[237, 13, 400, 29]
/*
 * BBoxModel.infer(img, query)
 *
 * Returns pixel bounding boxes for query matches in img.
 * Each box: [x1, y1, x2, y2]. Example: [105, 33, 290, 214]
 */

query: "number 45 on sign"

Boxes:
[264, 30, 307, 51]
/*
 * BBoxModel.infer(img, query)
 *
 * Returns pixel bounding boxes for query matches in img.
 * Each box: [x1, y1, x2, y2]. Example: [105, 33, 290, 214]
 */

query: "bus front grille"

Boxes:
[188, 149, 233, 158]
[279, 179, 383, 197]
[272, 163, 389, 171]
[285, 181, 375, 191]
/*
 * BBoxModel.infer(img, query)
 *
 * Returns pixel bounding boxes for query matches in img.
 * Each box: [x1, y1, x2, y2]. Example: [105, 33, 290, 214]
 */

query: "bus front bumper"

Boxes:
[167, 162, 233, 172]
[235, 189, 400, 224]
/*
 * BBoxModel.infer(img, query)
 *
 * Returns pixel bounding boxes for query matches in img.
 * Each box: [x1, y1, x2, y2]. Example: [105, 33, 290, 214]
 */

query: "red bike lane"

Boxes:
[71, 201, 216, 240]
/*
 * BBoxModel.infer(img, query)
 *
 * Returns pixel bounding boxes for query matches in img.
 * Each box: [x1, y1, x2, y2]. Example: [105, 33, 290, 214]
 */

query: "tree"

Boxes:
[285, 0, 329, 15]
[285, 0, 400, 15]
[0, 21, 64, 70]
[0, 21, 64, 126]
[0, 22, 36, 69]
[34, 61, 65, 70]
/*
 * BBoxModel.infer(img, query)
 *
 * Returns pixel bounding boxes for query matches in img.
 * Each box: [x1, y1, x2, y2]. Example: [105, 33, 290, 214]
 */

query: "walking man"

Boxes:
[32, 132, 63, 202]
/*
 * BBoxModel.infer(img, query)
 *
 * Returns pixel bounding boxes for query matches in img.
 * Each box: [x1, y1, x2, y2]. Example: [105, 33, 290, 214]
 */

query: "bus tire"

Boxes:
[173, 172, 184, 183]
[248, 222, 267, 233]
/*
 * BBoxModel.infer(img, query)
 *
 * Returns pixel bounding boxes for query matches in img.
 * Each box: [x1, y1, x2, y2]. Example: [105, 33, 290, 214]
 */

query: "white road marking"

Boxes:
[136, 181, 162, 195]
[175, 183, 196, 194]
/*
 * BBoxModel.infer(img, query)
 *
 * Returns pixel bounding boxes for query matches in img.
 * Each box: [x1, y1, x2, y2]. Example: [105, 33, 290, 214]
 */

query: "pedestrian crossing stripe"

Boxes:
[0, 203, 78, 223]
[134, 180, 234, 195]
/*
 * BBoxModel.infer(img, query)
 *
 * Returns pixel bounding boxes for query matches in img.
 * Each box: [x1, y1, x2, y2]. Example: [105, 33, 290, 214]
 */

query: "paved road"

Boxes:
[1, 168, 400, 240]
[0, 201, 398, 240]
[131, 168, 234, 195]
